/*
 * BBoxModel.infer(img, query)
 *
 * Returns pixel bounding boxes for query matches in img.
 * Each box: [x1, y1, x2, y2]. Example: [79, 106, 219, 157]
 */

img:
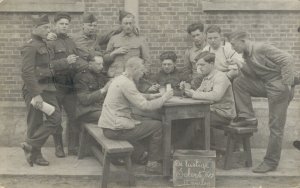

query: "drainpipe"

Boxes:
[124, 0, 139, 28]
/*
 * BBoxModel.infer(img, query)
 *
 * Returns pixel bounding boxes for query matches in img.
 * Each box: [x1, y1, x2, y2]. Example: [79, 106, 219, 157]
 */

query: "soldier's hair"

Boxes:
[187, 22, 204, 34]
[195, 51, 215, 64]
[228, 31, 249, 42]
[205, 25, 221, 34]
[159, 51, 177, 63]
[125, 57, 144, 71]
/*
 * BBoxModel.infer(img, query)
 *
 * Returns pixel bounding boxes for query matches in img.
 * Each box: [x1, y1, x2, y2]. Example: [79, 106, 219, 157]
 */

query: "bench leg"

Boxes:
[78, 125, 88, 159]
[243, 135, 253, 167]
[101, 152, 110, 188]
[125, 153, 136, 186]
[224, 133, 235, 170]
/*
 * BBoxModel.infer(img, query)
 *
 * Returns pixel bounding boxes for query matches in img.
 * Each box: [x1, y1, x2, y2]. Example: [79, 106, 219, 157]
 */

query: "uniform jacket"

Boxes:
[73, 70, 108, 118]
[21, 34, 56, 97]
[242, 42, 294, 85]
[153, 68, 189, 96]
[104, 31, 150, 77]
[98, 74, 166, 130]
[48, 33, 90, 91]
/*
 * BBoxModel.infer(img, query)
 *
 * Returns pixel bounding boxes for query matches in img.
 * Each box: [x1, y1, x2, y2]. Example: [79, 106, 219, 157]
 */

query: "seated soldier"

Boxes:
[144, 51, 196, 150]
[98, 57, 173, 174]
[73, 56, 111, 124]
[147, 51, 189, 96]
[183, 51, 236, 147]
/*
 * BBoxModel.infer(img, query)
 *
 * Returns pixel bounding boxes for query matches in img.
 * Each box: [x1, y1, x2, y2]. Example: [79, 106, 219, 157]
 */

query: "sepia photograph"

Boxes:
[0, 0, 299, 187]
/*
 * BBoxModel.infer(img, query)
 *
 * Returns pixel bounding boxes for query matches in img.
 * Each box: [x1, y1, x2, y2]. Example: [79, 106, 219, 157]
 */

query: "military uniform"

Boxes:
[73, 69, 109, 123]
[233, 41, 294, 168]
[48, 33, 90, 154]
[105, 31, 150, 77]
[21, 34, 62, 160]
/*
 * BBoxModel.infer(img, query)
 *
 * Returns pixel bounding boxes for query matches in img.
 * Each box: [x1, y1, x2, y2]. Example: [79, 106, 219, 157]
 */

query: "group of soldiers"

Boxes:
[20, 10, 299, 175]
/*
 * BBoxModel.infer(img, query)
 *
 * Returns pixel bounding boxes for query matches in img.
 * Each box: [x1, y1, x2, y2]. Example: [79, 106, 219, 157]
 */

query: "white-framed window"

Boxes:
[0, 0, 84, 12]
[202, 0, 300, 11]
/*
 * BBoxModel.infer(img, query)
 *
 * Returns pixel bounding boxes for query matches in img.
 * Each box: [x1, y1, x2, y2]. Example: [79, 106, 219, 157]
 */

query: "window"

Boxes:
[202, 0, 300, 11]
[0, 0, 84, 12]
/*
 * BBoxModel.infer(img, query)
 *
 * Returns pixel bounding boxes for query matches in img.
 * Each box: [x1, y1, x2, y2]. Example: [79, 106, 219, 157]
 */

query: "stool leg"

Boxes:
[101, 152, 110, 188]
[224, 133, 235, 170]
[243, 135, 252, 167]
[125, 153, 136, 186]
[78, 125, 88, 159]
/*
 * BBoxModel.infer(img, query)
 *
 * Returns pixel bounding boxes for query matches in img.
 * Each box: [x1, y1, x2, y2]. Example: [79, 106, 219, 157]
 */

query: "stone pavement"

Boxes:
[0, 147, 299, 188]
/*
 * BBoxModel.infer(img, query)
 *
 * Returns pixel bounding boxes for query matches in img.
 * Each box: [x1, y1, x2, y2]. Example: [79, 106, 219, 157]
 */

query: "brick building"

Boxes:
[0, 0, 300, 102]
[0, 0, 299, 148]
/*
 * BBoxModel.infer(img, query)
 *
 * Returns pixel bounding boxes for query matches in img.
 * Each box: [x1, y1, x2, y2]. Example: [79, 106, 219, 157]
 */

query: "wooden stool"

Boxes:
[222, 126, 257, 170]
[78, 123, 135, 188]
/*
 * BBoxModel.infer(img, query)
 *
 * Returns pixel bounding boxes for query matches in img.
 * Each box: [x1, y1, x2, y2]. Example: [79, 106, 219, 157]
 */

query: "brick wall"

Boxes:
[0, 0, 300, 102]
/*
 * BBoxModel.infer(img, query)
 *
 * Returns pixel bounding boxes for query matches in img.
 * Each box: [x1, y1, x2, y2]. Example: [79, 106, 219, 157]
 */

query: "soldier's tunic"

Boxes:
[21, 34, 62, 149]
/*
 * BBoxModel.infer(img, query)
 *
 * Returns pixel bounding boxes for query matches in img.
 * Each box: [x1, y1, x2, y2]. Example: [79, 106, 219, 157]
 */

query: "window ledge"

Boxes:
[0, 1, 84, 12]
[202, 1, 300, 11]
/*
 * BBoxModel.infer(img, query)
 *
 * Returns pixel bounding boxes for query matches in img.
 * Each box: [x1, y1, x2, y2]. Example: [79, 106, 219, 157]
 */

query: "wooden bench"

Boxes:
[213, 125, 258, 170]
[78, 123, 135, 188]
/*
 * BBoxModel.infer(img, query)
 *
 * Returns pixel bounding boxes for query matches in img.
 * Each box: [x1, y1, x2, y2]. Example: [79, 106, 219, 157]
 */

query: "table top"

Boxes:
[163, 96, 211, 107]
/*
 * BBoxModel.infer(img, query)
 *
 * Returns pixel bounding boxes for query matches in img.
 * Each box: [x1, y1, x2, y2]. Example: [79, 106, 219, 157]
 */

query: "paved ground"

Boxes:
[0, 147, 299, 188]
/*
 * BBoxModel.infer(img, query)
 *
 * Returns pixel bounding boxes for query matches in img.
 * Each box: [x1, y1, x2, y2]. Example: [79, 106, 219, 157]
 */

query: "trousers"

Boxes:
[23, 89, 62, 149]
[233, 74, 290, 167]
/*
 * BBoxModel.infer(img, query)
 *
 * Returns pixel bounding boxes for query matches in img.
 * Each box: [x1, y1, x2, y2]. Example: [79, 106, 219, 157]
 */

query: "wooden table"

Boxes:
[161, 96, 211, 176]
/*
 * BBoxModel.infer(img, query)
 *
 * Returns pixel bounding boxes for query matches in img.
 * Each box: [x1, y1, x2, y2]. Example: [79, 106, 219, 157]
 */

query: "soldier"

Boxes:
[182, 22, 207, 88]
[21, 14, 62, 166]
[228, 31, 295, 173]
[72, 13, 122, 60]
[73, 57, 111, 123]
[104, 10, 150, 78]
[49, 12, 91, 156]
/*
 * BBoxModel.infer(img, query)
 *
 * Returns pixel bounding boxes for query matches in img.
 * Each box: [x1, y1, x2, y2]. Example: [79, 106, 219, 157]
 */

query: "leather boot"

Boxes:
[20, 142, 33, 167]
[33, 148, 49, 166]
[53, 134, 65, 158]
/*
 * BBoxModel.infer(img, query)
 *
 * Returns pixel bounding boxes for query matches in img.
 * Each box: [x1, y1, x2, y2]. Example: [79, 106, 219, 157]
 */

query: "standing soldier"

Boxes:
[228, 31, 295, 173]
[183, 22, 207, 88]
[21, 15, 62, 166]
[104, 10, 150, 78]
[49, 12, 91, 156]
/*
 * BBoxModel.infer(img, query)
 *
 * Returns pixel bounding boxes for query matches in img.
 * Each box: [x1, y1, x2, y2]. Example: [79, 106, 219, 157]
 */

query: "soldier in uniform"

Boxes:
[73, 57, 111, 123]
[182, 22, 207, 88]
[49, 12, 91, 156]
[21, 15, 62, 166]
[104, 10, 150, 78]
[72, 13, 122, 60]
[228, 31, 295, 173]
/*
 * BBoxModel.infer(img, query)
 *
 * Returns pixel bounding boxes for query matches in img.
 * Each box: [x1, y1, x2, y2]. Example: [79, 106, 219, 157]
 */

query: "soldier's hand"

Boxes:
[184, 89, 195, 98]
[163, 89, 174, 101]
[46, 32, 57, 41]
[67, 54, 78, 64]
[148, 84, 160, 92]
[111, 47, 128, 56]
[32, 95, 43, 109]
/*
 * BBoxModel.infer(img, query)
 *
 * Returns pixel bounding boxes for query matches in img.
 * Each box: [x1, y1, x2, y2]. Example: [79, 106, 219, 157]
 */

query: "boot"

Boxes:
[53, 134, 65, 158]
[32, 148, 49, 166]
[20, 142, 33, 167]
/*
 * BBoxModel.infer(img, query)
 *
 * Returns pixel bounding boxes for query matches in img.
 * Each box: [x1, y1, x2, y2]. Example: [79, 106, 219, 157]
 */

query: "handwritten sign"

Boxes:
[173, 150, 216, 187]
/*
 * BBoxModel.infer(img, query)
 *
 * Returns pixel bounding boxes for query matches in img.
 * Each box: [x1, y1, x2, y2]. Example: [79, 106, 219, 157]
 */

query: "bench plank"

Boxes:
[84, 123, 133, 154]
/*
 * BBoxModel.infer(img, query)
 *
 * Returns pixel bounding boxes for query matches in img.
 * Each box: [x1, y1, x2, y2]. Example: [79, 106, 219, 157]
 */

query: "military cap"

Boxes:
[82, 13, 97, 23]
[54, 12, 71, 23]
[228, 31, 248, 42]
[119, 10, 133, 23]
[32, 14, 49, 27]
